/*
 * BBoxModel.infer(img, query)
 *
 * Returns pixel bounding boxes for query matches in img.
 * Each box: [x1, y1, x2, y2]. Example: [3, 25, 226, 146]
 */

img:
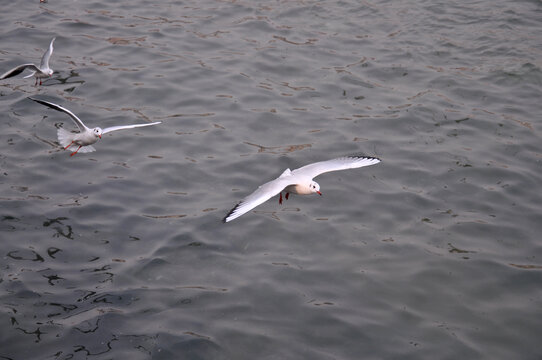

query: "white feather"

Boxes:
[223, 155, 381, 222]
[56, 127, 74, 148]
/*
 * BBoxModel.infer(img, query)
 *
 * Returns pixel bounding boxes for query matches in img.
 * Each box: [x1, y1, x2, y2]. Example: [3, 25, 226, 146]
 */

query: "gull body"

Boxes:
[0, 38, 55, 85]
[29, 98, 161, 156]
[223, 155, 381, 222]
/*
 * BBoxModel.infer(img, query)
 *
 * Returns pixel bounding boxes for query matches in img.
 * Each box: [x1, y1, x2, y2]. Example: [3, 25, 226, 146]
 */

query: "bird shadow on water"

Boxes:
[50, 69, 85, 89]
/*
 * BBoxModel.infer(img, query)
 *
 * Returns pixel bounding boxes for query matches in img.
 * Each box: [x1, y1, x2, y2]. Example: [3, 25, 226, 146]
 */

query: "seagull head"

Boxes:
[46, 69, 53, 77]
[93, 127, 103, 139]
[309, 181, 322, 196]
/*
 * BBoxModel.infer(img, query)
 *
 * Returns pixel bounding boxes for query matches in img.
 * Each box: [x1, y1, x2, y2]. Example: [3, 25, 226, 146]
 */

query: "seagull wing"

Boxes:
[223, 170, 296, 222]
[102, 121, 161, 134]
[29, 97, 90, 131]
[0, 64, 39, 79]
[292, 155, 381, 179]
[40, 37, 55, 69]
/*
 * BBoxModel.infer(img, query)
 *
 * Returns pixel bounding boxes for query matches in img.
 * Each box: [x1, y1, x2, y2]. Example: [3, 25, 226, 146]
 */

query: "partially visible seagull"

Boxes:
[29, 98, 161, 156]
[223, 155, 381, 222]
[1, 38, 55, 85]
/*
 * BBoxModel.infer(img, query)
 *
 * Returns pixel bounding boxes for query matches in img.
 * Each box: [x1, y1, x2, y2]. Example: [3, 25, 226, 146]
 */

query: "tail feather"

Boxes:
[77, 145, 96, 153]
[57, 127, 74, 148]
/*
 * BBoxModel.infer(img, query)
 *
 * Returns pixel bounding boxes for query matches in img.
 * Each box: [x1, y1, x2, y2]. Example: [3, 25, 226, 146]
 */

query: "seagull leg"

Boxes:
[279, 192, 283, 205]
[285, 192, 289, 200]
[70, 146, 82, 157]
[64, 141, 75, 150]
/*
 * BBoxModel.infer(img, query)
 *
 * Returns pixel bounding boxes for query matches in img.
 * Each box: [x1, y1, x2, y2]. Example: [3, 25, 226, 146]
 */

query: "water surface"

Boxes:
[1, 0, 542, 359]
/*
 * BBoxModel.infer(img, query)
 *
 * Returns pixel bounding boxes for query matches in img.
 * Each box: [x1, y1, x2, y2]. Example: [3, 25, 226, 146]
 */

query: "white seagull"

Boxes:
[223, 155, 381, 222]
[29, 98, 161, 156]
[0, 38, 56, 86]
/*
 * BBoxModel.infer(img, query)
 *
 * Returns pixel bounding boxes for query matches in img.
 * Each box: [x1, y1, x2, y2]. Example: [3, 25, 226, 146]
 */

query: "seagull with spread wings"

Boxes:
[29, 98, 161, 156]
[223, 156, 381, 222]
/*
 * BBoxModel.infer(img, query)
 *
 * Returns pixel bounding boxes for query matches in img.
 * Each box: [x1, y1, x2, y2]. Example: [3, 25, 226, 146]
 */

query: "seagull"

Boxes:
[223, 155, 381, 222]
[29, 98, 161, 156]
[0, 38, 56, 86]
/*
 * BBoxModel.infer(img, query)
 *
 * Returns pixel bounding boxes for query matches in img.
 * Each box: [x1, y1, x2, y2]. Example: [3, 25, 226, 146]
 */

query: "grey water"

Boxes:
[1, 0, 542, 359]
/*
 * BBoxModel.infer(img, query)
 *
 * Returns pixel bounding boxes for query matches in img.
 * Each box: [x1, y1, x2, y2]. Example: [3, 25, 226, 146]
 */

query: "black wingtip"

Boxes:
[222, 203, 240, 223]
[343, 154, 381, 162]
[28, 97, 46, 105]
[2, 67, 27, 79]
[28, 97, 47, 106]
[28, 97, 62, 111]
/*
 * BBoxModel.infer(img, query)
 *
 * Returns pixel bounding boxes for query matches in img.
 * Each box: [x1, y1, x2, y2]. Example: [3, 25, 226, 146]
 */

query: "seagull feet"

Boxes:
[278, 192, 290, 205]
[70, 146, 81, 157]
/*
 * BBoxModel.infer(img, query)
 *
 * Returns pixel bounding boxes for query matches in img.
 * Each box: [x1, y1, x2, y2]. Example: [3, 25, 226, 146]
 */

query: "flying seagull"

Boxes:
[29, 98, 161, 156]
[223, 155, 381, 222]
[1, 38, 56, 85]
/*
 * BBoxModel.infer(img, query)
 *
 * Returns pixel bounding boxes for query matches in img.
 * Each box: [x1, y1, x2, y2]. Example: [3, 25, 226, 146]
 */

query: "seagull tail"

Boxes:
[57, 127, 74, 149]
[77, 145, 96, 154]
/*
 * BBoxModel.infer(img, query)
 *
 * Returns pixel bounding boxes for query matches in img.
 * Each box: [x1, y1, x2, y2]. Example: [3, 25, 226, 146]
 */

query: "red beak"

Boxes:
[99, 135, 102, 139]
[317, 191, 322, 196]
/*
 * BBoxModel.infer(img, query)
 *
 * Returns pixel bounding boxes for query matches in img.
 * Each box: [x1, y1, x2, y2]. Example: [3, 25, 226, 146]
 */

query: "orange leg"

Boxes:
[70, 146, 82, 157]
[285, 193, 289, 200]
[64, 141, 75, 150]
[279, 192, 283, 205]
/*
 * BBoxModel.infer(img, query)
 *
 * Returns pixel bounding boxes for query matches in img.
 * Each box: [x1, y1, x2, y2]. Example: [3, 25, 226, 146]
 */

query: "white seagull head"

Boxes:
[309, 180, 322, 195]
[92, 127, 103, 139]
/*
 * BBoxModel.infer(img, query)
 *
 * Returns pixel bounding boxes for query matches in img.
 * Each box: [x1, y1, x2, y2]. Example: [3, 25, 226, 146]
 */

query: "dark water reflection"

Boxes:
[1, 0, 542, 359]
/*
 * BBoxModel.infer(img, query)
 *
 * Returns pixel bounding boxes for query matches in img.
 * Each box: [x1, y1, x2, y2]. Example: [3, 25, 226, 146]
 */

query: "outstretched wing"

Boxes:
[29, 97, 90, 131]
[102, 121, 161, 134]
[293, 155, 381, 179]
[223, 170, 296, 223]
[0, 64, 39, 79]
[40, 37, 55, 69]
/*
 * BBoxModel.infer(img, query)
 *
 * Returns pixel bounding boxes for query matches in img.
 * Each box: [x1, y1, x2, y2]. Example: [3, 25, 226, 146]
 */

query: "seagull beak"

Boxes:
[317, 191, 322, 196]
